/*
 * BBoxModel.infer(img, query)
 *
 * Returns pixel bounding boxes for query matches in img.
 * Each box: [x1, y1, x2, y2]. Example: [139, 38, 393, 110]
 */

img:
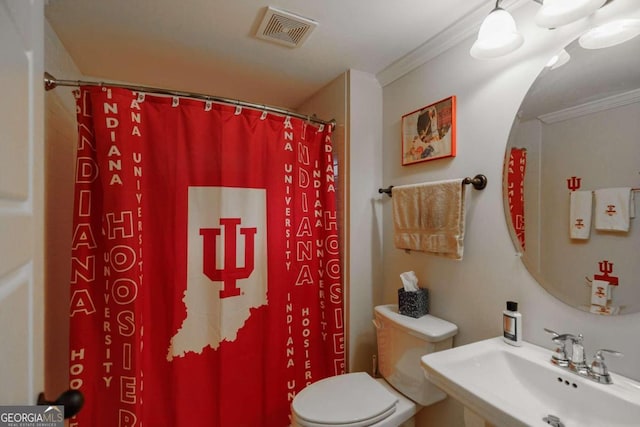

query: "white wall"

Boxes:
[381, 1, 640, 425]
[43, 19, 82, 398]
[344, 70, 384, 373]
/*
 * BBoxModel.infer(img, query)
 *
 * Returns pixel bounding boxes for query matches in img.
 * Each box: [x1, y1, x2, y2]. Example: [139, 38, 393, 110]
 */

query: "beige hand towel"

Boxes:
[392, 178, 466, 260]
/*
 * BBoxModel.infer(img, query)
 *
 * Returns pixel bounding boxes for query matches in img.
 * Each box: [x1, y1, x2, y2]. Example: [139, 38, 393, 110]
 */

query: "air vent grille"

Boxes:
[256, 6, 317, 48]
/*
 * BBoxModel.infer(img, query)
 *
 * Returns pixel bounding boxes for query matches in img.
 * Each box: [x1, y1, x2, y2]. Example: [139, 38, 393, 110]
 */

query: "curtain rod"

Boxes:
[43, 72, 336, 129]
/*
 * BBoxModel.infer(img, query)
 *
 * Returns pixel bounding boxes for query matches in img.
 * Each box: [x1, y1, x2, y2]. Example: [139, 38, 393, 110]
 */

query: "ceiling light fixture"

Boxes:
[578, 18, 640, 49]
[535, 0, 607, 28]
[471, 0, 609, 59]
[545, 48, 570, 69]
[471, 1, 523, 59]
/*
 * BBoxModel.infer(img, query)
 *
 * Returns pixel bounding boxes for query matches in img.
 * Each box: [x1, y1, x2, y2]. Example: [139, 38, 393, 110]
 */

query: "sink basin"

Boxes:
[421, 337, 640, 427]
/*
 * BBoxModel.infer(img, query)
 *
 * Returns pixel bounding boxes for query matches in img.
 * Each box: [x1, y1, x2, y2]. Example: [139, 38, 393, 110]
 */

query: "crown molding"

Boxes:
[376, 0, 531, 87]
[538, 88, 640, 124]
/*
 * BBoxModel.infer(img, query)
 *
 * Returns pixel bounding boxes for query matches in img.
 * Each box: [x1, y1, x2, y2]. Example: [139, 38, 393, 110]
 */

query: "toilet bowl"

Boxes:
[291, 304, 458, 427]
[291, 372, 416, 427]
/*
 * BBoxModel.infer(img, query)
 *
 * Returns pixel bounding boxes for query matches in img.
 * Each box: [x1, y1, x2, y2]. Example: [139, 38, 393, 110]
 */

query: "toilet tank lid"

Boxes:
[374, 304, 458, 341]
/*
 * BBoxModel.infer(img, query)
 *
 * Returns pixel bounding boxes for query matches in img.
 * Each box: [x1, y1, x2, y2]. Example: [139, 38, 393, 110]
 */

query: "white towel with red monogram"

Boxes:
[590, 279, 609, 306]
[594, 187, 632, 232]
[569, 190, 592, 239]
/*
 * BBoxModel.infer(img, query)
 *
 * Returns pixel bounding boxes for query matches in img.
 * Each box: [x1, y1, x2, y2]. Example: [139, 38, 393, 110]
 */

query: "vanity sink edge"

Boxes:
[420, 337, 640, 427]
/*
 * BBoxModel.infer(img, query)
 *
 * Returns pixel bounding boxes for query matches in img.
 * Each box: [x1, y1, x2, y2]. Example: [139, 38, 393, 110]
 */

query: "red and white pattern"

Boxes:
[69, 87, 344, 426]
[507, 148, 526, 250]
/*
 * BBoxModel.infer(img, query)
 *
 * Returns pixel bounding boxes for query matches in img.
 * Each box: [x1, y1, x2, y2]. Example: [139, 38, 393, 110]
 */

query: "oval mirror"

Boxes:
[503, 30, 640, 315]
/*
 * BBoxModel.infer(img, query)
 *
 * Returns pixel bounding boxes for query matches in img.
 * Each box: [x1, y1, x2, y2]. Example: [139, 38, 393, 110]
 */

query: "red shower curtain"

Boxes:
[507, 147, 526, 250]
[68, 86, 344, 426]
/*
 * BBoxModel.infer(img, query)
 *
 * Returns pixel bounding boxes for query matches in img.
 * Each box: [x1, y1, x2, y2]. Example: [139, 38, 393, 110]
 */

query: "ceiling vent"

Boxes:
[256, 6, 317, 48]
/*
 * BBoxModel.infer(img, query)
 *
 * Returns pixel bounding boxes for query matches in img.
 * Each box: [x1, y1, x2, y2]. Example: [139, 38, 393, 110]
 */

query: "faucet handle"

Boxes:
[553, 333, 580, 345]
[589, 349, 623, 384]
[544, 328, 574, 347]
[544, 328, 581, 344]
[544, 328, 572, 367]
[595, 349, 623, 358]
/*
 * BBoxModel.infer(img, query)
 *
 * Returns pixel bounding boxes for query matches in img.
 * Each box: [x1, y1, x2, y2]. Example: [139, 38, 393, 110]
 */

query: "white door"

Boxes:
[0, 0, 44, 404]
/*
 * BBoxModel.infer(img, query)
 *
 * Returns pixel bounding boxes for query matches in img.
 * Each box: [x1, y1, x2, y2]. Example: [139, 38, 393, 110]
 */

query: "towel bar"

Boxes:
[378, 174, 487, 197]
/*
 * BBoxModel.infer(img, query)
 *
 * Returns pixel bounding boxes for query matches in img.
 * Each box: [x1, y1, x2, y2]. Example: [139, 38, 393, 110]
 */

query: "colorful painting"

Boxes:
[401, 96, 456, 165]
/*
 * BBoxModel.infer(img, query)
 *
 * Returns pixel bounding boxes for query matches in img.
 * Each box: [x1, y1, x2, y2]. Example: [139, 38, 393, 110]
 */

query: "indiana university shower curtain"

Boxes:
[506, 147, 526, 250]
[68, 86, 344, 426]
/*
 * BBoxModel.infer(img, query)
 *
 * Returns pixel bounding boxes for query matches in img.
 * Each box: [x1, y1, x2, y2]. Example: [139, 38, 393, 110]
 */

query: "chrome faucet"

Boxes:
[589, 349, 623, 384]
[544, 328, 572, 368]
[544, 328, 622, 385]
[568, 334, 588, 376]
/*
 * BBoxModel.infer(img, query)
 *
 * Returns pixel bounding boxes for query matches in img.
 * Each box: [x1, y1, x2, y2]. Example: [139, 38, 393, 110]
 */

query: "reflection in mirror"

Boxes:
[503, 29, 640, 315]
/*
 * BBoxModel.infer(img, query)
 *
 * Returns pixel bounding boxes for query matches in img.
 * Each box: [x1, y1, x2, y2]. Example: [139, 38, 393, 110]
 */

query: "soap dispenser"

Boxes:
[503, 301, 522, 346]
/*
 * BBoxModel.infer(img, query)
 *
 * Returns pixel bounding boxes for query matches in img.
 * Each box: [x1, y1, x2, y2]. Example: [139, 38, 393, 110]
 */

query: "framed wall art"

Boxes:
[401, 96, 456, 166]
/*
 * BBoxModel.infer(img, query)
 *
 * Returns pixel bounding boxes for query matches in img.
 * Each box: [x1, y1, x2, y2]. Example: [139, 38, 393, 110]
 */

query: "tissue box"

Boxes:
[398, 287, 429, 318]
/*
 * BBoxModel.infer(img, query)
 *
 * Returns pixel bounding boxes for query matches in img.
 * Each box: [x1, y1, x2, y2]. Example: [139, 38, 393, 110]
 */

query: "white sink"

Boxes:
[421, 337, 640, 427]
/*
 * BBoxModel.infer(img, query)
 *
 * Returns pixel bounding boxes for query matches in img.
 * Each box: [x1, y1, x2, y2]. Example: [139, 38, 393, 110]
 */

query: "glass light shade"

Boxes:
[535, 0, 607, 28]
[546, 48, 570, 69]
[579, 19, 640, 49]
[470, 8, 524, 59]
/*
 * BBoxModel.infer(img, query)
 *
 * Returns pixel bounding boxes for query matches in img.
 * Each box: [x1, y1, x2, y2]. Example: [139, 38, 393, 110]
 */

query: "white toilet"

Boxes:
[291, 304, 458, 427]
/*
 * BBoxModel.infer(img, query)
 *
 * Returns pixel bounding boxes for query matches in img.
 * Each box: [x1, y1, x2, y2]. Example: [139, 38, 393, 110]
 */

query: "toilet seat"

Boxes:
[291, 372, 398, 427]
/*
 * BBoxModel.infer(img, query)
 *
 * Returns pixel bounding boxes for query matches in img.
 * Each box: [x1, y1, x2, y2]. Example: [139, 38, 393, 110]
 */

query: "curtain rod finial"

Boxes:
[44, 72, 57, 91]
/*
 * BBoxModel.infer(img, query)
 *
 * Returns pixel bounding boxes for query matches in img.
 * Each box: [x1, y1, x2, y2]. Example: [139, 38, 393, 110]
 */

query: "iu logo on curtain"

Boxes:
[68, 87, 343, 427]
[168, 186, 267, 359]
[200, 218, 257, 298]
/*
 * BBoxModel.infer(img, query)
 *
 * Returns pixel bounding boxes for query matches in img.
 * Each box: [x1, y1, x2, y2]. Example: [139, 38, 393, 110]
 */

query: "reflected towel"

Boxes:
[594, 187, 632, 232]
[569, 191, 592, 240]
[589, 304, 620, 316]
[590, 279, 609, 307]
[392, 178, 466, 260]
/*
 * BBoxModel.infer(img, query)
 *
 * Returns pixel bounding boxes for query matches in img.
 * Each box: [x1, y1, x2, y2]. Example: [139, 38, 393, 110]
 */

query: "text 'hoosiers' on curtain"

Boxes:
[68, 86, 344, 426]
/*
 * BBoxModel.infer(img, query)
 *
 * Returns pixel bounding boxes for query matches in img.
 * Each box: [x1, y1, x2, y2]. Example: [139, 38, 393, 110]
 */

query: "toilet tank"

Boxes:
[373, 304, 458, 406]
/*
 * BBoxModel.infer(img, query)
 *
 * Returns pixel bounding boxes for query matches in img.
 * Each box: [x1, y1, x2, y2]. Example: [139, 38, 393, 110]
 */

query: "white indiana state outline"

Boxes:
[167, 186, 267, 360]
